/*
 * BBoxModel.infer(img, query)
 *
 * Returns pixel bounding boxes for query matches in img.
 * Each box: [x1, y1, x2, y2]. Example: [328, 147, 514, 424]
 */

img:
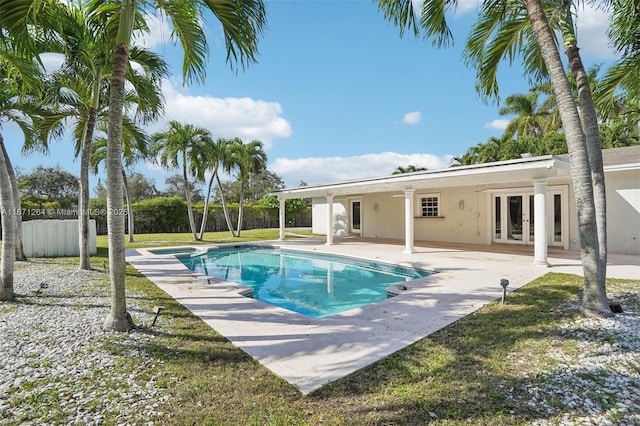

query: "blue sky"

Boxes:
[5, 0, 615, 191]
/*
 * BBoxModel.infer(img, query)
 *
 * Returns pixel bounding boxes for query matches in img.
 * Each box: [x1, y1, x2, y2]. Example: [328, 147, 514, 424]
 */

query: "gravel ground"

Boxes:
[0, 262, 171, 425]
[1, 261, 638, 425]
[517, 283, 640, 426]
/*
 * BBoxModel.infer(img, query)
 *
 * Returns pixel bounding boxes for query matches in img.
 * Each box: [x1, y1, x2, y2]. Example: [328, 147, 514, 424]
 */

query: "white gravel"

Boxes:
[1, 261, 638, 425]
[0, 262, 171, 425]
[517, 287, 640, 425]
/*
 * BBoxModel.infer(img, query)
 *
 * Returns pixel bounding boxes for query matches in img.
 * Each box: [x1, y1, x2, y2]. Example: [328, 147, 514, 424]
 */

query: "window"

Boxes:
[419, 194, 440, 217]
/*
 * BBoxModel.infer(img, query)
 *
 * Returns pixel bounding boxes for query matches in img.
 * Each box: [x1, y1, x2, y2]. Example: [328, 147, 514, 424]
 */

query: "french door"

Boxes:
[492, 187, 568, 248]
[493, 194, 534, 244]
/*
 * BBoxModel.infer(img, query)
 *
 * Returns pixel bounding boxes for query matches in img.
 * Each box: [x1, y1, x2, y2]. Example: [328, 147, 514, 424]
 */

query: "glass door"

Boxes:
[350, 199, 361, 234]
[493, 187, 568, 248]
[495, 193, 533, 244]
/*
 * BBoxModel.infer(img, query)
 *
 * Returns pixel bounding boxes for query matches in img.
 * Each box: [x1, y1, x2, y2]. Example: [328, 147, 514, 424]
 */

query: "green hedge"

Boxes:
[85, 196, 311, 235]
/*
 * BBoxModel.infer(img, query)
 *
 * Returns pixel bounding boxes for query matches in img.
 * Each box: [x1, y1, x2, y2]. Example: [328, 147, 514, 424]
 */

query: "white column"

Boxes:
[278, 195, 286, 241]
[325, 195, 334, 246]
[403, 189, 415, 254]
[533, 179, 548, 266]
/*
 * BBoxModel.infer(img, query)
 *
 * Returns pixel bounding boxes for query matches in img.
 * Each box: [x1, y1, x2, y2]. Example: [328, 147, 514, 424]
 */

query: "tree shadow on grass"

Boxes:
[306, 274, 626, 424]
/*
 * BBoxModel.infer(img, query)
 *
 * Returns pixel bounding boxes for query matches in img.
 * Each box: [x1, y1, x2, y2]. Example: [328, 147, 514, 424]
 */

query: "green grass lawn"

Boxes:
[13, 231, 640, 425]
[95, 228, 315, 250]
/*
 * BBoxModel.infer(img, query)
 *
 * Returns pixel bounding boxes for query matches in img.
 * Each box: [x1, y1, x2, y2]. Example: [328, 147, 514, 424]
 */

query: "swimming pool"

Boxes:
[179, 245, 434, 318]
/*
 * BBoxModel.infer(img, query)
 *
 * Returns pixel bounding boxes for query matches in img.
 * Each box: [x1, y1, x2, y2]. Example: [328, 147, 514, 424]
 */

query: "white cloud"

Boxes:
[484, 119, 510, 130]
[132, 13, 172, 49]
[400, 111, 422, 125]
[39, 53, 64, 73]
[271, 152, 454, 187]
[418, 1, 613, 59]
[574, 4, 615, 59]
[151, 79, 292, 149]
[455, 0, 480, 16]
[413, 0, 477, 18]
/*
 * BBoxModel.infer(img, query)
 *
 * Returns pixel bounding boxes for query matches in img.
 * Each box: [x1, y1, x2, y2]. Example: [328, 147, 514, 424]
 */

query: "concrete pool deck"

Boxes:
[126, 238, 639, 395]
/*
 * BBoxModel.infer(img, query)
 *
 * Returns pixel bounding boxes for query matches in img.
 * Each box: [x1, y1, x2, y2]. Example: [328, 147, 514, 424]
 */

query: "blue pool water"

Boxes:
[179, 246, 433, 318]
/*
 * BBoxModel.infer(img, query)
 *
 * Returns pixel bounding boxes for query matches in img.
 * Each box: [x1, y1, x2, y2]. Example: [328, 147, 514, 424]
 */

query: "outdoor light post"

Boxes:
[500, 279, 509, 304]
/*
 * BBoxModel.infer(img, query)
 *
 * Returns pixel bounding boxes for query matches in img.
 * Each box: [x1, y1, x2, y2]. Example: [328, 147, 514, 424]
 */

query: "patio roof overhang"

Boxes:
[272, 155, 572, 200]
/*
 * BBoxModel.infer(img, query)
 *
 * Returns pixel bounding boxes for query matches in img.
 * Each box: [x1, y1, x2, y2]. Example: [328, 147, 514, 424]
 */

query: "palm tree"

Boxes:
[556, 2, 608, 284]
[376, 0, 611, 316]
[498, 91, 551, 138]
[105, 0, 265, 331]
[78, 0, 264, 331]
[4, 0, 266, 329]
[91, 120, 150, 243]
[31, 2, 166, 269]
[596, 0, 640, 118]
[474, 0, 609, 316]
[152, 121, 211, 241]
[600, 119, 639, 148]
[0, 35, 49, 299]
[452, 144, 482, 166]
[226, 139, 267, 237]
[392, 165, 427, 174]
[0, 137, 15, 301]
[194, 137, 235, 240]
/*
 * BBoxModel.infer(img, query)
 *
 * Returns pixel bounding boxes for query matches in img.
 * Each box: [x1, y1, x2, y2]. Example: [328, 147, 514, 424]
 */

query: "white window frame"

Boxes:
[417, 193, 441, 218]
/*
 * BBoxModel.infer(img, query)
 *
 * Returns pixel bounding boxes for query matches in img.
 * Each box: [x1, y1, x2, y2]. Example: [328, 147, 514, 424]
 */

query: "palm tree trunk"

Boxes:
[199, 171, 216, 240]
[524, 0, 611, 317]
[122, 169, 135, 243]
[182, 152, 199, 240]
[236, 181, 245, 237]
[103, 1, 135, 331]
[216, 173, 237, 237]
[0, 136, 16, 301]
[79, 107, 97, 270]
[564, 45, 608, 283]
[0, 141, 26, 261]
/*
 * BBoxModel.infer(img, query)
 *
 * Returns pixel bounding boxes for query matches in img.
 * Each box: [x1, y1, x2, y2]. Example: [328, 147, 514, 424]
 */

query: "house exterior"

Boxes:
[272, 145, 640, 263]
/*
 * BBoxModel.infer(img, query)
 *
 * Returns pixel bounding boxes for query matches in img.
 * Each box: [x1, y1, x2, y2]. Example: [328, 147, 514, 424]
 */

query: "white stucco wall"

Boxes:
[413, 187, 489, 244]
[359, 193, 404, 239]
[606, 170, 640, 255]
[309, 170, 638, 255]
[312, 198, 347, 236]
[356, 187, 490, 244]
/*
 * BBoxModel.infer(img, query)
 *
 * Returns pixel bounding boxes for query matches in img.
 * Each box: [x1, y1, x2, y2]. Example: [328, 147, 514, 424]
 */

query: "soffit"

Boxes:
[273, 157, 571, 200]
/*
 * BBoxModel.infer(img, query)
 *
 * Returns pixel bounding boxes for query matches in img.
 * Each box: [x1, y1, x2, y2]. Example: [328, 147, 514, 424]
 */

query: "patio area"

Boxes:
[126, 237, 639, 395]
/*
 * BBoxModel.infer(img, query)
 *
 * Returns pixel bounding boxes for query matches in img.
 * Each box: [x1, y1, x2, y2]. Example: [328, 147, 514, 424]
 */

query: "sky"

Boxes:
[4, 0, 616, 192]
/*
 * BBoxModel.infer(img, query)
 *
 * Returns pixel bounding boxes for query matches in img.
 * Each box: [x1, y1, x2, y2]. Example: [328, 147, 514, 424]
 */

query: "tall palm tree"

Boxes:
[469, 0, 609, 316]
[0, 137, 15, 301]
[376, 0, 611, 316]
[194, 137, 235, 239]
[91, 120, 150, 243]
[152, 121, 211, 241]
[101, 0, 265, 331]
[31, 2, 166, 269]
[556, 1, 607, 283]
[0, 36, 48, 299]
[226, 139, 267, 237]
[4, 0, 267, 329]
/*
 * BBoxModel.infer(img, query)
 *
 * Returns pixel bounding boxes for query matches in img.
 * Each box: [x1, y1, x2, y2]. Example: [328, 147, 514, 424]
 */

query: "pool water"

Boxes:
[179, 246, 433, 318]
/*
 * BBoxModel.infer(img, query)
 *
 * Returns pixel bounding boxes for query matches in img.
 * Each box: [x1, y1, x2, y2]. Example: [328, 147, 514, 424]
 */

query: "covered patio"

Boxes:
[272, 155, 574, 266]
